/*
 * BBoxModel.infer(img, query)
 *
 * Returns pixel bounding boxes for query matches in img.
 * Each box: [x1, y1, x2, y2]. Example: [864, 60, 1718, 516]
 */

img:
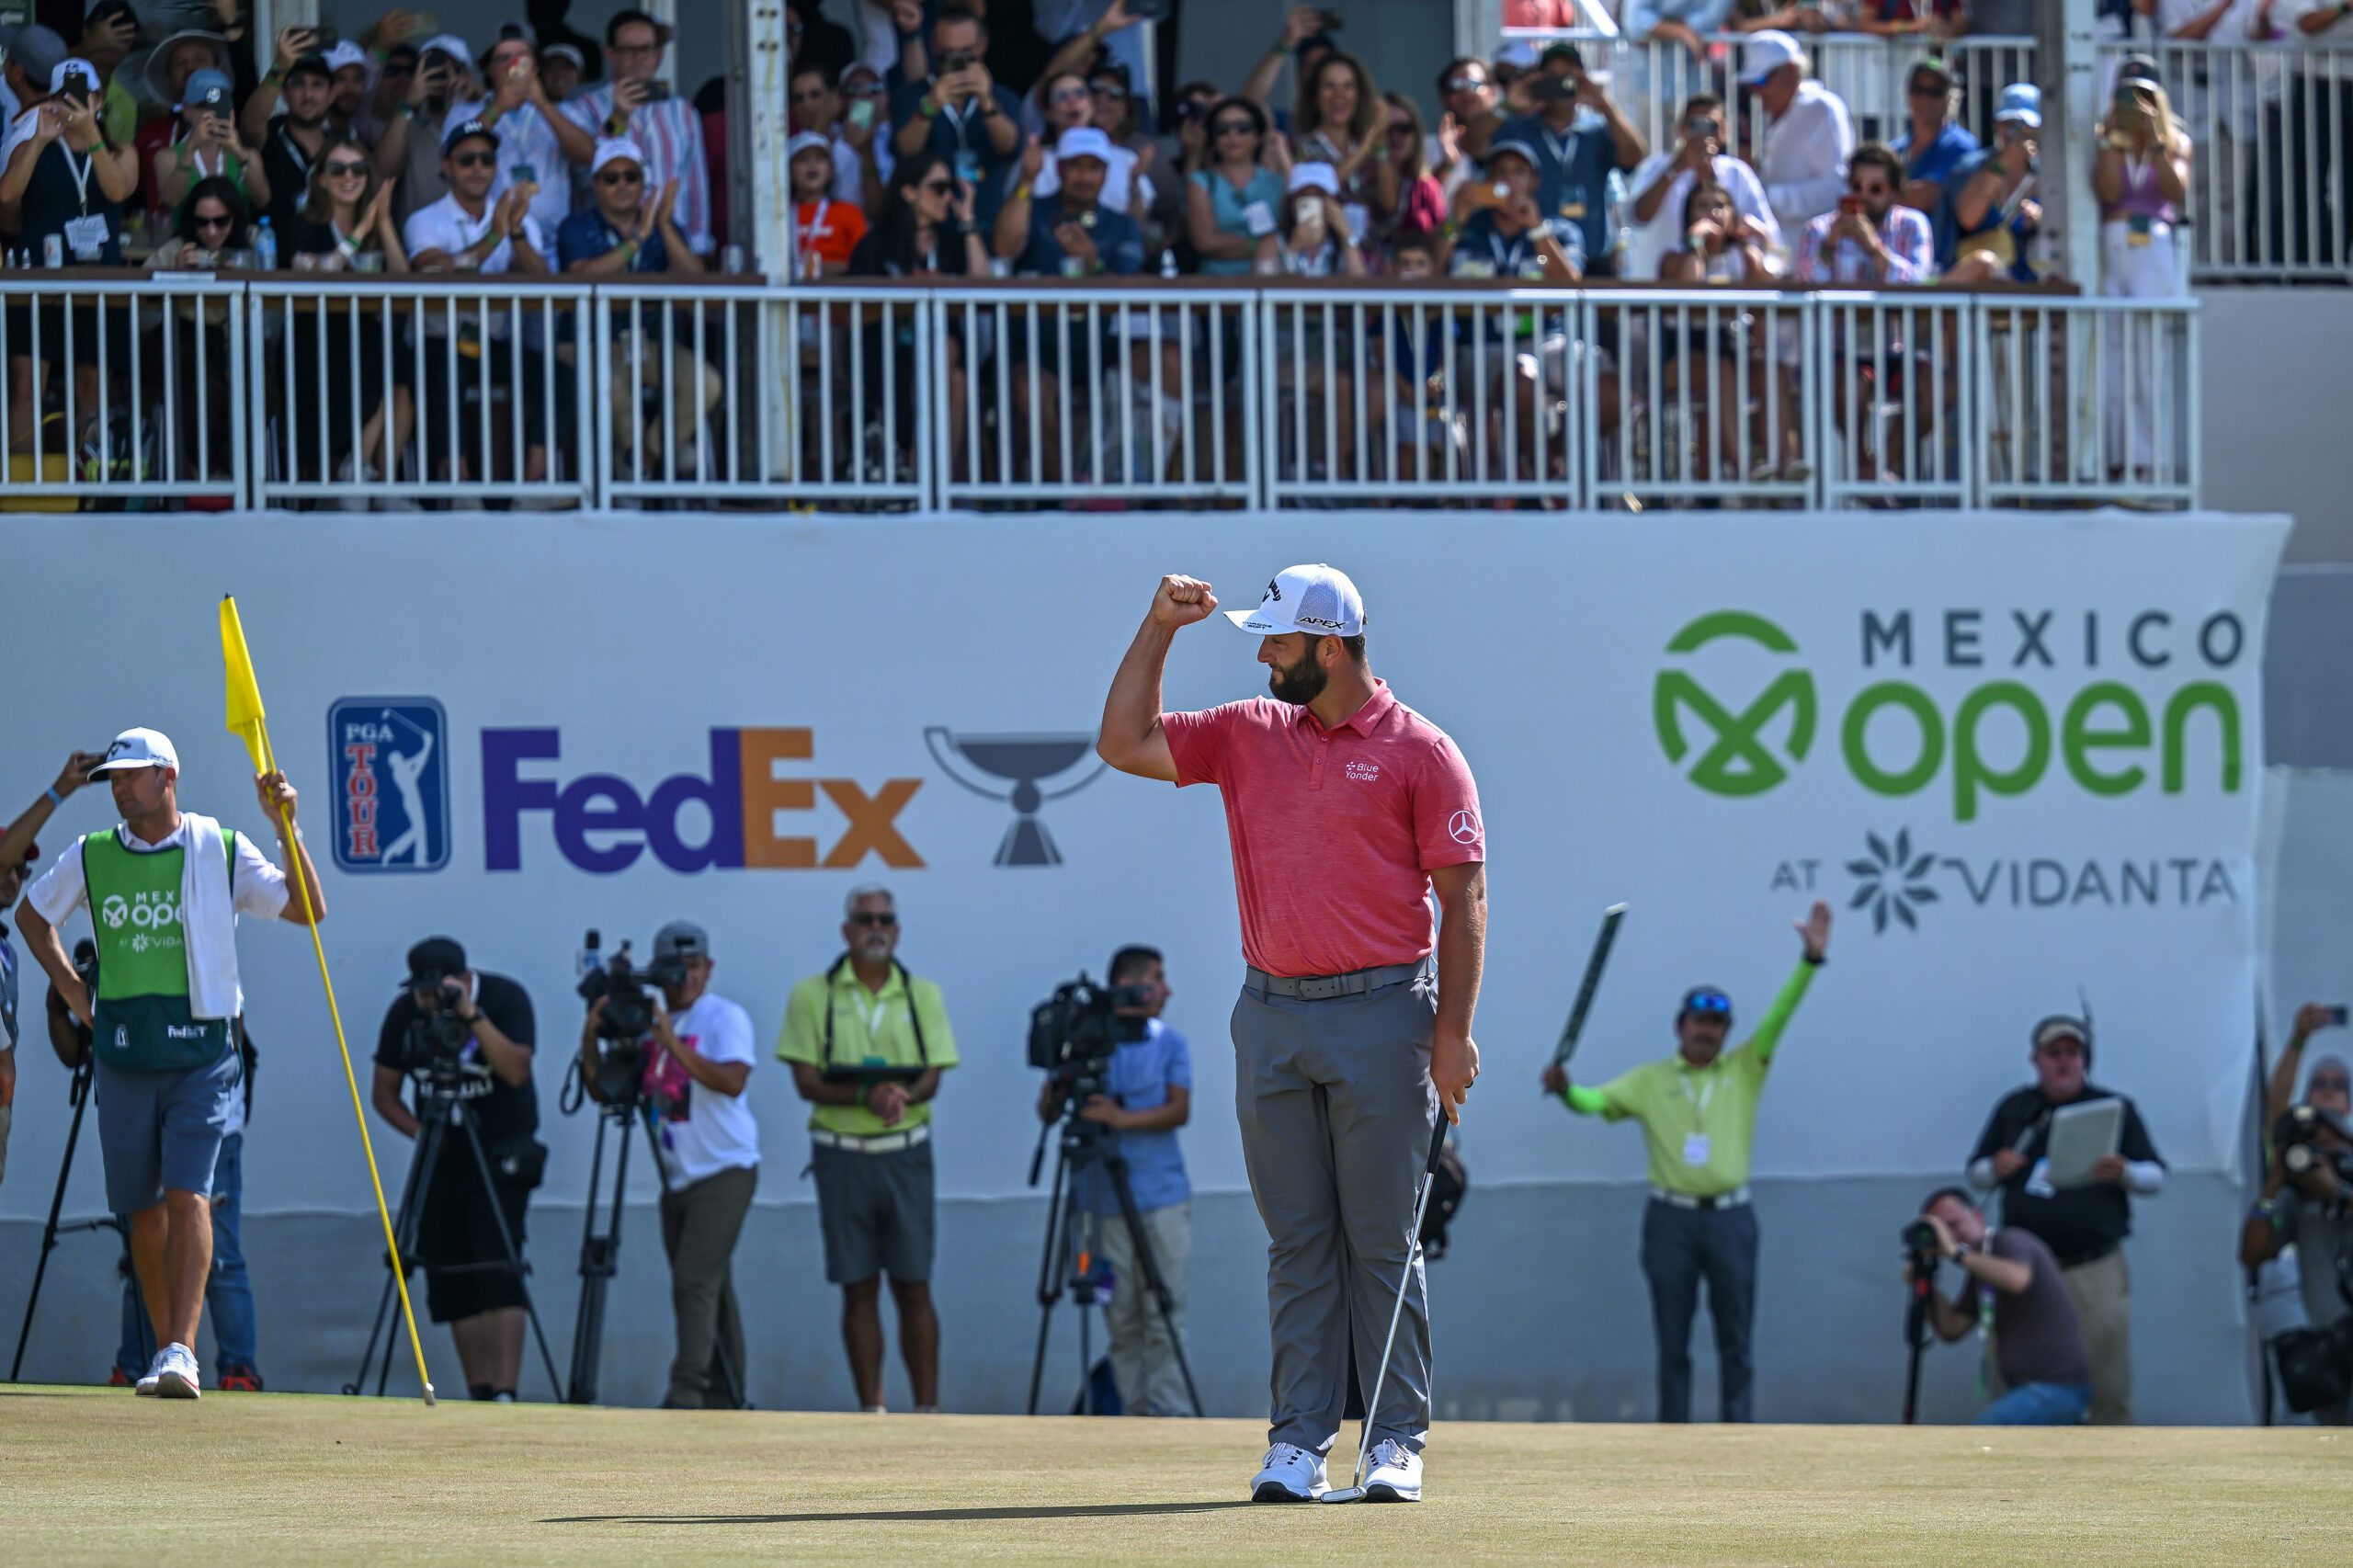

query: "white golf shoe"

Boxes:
[1250, 1443, 1327, 1502]
[153, 1343, 202, 1400]
[1362, 1438, 1422, 1503]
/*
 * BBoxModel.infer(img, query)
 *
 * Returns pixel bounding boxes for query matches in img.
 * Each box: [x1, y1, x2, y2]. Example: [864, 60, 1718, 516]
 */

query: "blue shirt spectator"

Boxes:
[1074, 1018, 1193, 1217]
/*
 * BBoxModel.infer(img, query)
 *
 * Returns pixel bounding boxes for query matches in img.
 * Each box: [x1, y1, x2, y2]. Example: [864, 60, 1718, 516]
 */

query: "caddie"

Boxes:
[15, 727, 324, 1401]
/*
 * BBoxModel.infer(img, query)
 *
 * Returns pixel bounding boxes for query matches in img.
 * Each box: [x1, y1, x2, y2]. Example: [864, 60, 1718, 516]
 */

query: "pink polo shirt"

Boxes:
[1163, 680, 1484, 979]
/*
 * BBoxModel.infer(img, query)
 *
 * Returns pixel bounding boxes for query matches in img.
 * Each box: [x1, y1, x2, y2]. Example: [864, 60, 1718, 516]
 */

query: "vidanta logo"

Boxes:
[1655, 607, 2246, 822]
[484, 727, 924, 874]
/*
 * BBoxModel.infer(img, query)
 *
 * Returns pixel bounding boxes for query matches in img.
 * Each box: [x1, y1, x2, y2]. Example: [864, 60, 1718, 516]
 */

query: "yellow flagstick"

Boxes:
[222, 597, 436, 1406]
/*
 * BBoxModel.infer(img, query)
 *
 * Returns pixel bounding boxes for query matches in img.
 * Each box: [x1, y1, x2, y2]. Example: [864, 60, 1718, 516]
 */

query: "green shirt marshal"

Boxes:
[778, 963, 960, 1136]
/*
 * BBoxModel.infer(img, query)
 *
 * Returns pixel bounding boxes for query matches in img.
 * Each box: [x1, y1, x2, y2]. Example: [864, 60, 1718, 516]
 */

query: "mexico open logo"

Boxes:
[1653, 611, 1817, 799]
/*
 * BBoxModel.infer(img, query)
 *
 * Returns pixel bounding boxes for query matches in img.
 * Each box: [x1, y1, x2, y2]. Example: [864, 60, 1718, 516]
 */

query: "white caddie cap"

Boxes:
[1287, 161, 1339, 199]
[1226, 564, 1366, 638]
[89, 727, 180, 778]
[592, 136, 647, 174]
[1740, 30, 1805, 87]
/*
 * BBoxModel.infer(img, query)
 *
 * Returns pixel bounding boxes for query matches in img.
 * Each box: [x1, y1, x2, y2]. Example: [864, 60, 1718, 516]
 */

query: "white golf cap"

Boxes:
[90, 727, 180, 778]
[1055, 126, 1114, 165]
[592, 135, 647, 174]
[1226, 564, 1366, 638]
[1740, 30, 1805, 86]
[322, 40, 369, 74]
[1287, 161, 1339, 199]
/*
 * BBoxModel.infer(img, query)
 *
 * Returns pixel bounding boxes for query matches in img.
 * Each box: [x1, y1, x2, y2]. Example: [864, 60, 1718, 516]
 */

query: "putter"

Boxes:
[1322, 1118, 1452, 1505]
[1552, 903, 1629, 1071]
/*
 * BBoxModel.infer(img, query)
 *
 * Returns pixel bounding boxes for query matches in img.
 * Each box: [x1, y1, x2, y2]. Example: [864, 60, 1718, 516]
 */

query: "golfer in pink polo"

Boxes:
[1098, 564, 1486, 1505]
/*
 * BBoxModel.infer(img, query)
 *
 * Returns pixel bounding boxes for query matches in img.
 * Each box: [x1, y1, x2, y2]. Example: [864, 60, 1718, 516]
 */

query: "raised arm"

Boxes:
[1748, 900, 1829, 1067]
[1097, 574, 1218, 781]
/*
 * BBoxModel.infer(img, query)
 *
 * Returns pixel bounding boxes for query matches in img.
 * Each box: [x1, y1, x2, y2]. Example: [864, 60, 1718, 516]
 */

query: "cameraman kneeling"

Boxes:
[371, 937, 540, 1403]
[2240, 1103, 2353, 1425]
[1033, 945, 1193, 1416]
[1915, 1187, 2091, 1426]
[579, 921, 758, 1410]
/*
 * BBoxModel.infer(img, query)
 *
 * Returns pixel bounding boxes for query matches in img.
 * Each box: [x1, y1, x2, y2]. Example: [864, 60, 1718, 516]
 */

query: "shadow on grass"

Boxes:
[546, 1502, 1257, 1526]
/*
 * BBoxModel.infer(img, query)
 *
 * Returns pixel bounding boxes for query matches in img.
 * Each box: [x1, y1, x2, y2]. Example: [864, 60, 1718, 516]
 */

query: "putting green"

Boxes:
[2, 1383, 2343, 1564]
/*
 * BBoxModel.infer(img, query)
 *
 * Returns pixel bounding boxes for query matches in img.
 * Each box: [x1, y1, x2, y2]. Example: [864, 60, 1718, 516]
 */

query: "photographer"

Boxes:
[370, 937, 540, 1403]
[778, 886, 959, 1415]
[1914, 1188, 2092, 1426]
[579, 921, 757, 1411]
[2240, 1104, 2353, 1425]
[1033, 945, 1192, 1417]
[1964, 1016, 2165, 1426]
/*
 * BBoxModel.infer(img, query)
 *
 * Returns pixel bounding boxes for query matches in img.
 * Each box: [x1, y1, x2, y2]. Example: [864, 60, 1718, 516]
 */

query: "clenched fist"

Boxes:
[1152, 574, 1219, 629]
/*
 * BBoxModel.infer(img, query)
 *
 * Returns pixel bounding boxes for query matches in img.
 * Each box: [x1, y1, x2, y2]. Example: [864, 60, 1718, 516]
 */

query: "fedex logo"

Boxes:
[483, 727, 924, 874]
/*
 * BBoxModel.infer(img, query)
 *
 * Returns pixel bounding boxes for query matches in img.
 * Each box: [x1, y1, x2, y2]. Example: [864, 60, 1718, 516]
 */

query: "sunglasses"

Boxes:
[452, 150, 496, 168]
[598, 167, 644, 184]
[849, 911, 898, 927]
[324, 159, 369, 177]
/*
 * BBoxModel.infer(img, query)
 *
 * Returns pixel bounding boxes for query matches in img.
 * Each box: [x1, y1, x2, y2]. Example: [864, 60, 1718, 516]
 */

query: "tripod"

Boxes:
[1901, 1253, 1936, 1425]
[564, 1095, 747, 1409]
[1024, 1104, 1202, 1417]
[345, 1076, 563, 1399]
[9, 1057, 132, 1381]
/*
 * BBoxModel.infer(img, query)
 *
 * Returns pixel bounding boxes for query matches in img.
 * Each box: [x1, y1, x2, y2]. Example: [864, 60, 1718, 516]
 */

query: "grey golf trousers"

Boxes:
[1233, 969, 1439, 1456]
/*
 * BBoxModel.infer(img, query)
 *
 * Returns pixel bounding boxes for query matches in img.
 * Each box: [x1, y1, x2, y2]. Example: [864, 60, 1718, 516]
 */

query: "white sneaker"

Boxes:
[135, 1347, 169, 1396]
[153, 1343, 201, 1400]
[1250, 1442, 1326, 1503]
[1362, 1438, 1422, 1503]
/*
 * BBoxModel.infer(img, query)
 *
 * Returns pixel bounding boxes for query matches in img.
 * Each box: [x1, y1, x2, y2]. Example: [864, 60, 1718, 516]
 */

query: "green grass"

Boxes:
[2, 1384, 2345, 1564]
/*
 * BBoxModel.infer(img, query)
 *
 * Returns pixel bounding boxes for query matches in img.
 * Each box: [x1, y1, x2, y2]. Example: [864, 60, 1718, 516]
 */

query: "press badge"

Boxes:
[1682, 1132, 1711, 1165]
[2127, 212, 2154, 247]
[64, 214, 108, 260]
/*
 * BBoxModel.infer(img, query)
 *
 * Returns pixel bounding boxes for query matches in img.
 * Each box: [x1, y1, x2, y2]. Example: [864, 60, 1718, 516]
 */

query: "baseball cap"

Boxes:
[1493, 40, 1540, 74]
[442, 117, 498, 157]
[1485, 136, 1540, 173]
[1286, 161, 1339, 199]
[4, 25, 70, 90]
[1995, 83, 2040, 129]
[593, 135, 647, 174]
[179, 67, 232, 113]
[1056, 126, 1114, 165]
[89, 727, 179, 778]
[51, 56, 100, 96]
[1225, 563, 1365, 638]
[653, 920, 710, 964]
[544, 42, 585, 71]
[404, 936, 469, 988]
[1740, 29, 1804, 87]
[323, 40, 369, 75]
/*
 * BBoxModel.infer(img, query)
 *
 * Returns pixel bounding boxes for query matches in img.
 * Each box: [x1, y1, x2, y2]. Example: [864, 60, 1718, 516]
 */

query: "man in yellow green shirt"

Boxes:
[778, 884, 958, 1413]
[1540, 901, 1831, 1422]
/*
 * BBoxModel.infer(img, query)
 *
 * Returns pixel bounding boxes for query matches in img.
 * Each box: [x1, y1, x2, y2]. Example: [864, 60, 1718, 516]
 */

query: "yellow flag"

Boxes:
[221, 596, 270, 772]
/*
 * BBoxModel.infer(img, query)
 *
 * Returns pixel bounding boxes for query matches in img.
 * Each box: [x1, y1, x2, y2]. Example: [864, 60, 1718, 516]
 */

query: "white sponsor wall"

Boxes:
[0, 510, 2289, 1227]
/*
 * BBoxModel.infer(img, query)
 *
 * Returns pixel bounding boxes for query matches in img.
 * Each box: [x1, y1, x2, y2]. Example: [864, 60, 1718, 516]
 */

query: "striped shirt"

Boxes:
[448, 94, 576, 235]
[564, 84, 712, 255]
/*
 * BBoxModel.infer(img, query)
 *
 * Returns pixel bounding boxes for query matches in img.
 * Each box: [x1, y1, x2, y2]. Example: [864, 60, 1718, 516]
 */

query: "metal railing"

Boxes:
[0, 277, 2198, 514]
[1504, 28, 2353, 282]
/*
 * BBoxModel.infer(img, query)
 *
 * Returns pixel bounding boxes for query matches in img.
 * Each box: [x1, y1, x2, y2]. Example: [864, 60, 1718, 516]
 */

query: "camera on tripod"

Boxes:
[573, 929, 685, 1107]
[1029, 972, 1150, 1108]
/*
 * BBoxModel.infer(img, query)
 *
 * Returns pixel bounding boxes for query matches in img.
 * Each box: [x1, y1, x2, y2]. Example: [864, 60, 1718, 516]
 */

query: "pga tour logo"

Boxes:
[330, 699, 449, 873]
